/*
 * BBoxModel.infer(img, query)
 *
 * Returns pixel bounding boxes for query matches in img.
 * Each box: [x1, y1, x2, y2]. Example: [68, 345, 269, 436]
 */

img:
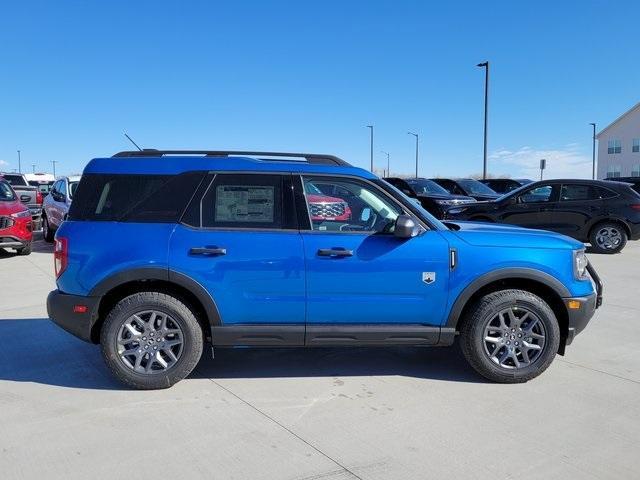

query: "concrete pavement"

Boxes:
[0, 238, 639, 479]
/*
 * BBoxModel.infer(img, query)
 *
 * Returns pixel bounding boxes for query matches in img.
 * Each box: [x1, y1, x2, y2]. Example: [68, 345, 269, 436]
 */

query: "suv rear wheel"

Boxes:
[100, 292, 203, 389]
[42, 214, 54, 243]
[589, 222, 627, 254]
[459, 289, 560, 383]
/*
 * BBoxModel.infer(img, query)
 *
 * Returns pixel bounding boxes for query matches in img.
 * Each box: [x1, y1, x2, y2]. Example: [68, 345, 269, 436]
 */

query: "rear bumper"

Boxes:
[564, 263, 603, 345]
[47, 290, 100, 343]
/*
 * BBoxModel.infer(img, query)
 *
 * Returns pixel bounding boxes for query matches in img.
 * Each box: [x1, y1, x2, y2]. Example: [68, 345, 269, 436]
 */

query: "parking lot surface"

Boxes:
[1, 237, 639, 480]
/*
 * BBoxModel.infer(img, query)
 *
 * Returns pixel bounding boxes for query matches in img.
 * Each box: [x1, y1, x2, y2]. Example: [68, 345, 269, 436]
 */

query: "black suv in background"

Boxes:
[383, 177, 476, 219]
[445, 179, 640, 253]
[479, 178, 533, 194]
[430, 178, 500, 201]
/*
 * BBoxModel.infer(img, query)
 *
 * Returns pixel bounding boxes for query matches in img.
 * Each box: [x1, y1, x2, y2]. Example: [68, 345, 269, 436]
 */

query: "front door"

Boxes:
[553, 183, 604, 238]
[299, 175, 450, 326]
[168, 173, 305, 326]
[498, 183, 559, 230]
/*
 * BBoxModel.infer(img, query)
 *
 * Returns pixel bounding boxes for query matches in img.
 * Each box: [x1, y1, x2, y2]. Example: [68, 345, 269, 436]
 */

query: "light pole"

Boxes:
[366, 125, 374, 172]
[32, 164, 36, 173]
[51, 160, 58, 178]
[381, 150, 390, 177]
[408, 132, 419, 177]
[589, 123, 596, 179]
[477, 61, 489, 179]
[17, 150, 21, 174]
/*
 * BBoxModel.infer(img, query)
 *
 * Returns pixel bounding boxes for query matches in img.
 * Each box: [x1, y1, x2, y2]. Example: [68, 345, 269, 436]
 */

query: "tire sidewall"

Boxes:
[589, 222, 627, 254]
[100, 292, 203, 389]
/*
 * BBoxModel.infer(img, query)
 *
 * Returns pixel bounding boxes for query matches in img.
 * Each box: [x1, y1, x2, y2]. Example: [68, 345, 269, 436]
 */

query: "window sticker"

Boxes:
[215, 185, 275, 222]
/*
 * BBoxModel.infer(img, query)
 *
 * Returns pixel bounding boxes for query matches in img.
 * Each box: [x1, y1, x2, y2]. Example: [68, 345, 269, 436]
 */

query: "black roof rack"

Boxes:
[112, 149, 350, 166]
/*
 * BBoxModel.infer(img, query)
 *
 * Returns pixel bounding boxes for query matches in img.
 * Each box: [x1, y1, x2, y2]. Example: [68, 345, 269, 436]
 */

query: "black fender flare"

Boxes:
[89, 267, 222, 326]
[446, 268, 571, 328]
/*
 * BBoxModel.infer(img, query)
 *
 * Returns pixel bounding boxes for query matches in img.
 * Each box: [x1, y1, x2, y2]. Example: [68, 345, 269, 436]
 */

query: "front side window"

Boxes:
[302, 176, 402, 233]
[633, 138, 640, 153]
[606, 165, 621, 178]
[519, 185, 554, 203]
[608, 139, 622, 154]
[59, 180, 67, 197]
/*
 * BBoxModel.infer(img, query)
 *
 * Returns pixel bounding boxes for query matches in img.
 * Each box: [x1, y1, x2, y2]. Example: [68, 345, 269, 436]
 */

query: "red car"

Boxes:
[304, 181, 352, 221]
[0, 180, 33, 255]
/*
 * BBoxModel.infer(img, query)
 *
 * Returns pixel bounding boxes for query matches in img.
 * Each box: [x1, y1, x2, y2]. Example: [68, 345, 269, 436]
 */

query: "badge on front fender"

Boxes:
[422, 272, 436, 284]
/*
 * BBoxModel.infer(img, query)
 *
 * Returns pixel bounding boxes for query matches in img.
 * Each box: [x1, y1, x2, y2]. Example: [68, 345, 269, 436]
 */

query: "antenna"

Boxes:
[124, 133, 142, 151]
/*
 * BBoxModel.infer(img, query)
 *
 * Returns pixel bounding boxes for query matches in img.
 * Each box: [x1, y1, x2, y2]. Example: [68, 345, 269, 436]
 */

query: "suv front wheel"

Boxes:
[459, 289, 560, 383]
[100, 292, 203, 389]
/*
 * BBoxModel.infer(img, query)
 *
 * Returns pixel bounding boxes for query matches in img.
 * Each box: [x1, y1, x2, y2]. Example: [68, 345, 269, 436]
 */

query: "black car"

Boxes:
[606, 177, 640, 194]
[445, 179, 640, 254]
[479, 178, 533, 194]
[384, 177, 476, 219]
[430, 178, 500, 201]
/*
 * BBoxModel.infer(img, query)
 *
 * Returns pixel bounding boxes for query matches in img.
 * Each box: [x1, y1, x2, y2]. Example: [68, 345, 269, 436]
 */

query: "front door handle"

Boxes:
[317, 248, 353, 258]
[189, 247, 227, 256]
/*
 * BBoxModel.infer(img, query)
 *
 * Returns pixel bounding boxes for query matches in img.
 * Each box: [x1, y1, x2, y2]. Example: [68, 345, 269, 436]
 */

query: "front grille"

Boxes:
[310, 202, 346, 218]
[0, 216, 14, 229]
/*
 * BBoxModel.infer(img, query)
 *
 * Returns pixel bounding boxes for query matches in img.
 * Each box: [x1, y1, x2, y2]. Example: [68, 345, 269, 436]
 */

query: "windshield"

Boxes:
[406, 179, 450, 195]
[0, 181, 15, 201]
[69, 181, 80, 198]
[457, 179, 497, 195]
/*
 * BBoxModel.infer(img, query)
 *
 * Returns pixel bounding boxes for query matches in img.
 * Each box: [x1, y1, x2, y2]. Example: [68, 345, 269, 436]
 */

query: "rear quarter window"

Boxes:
[68, 172, 205, 222]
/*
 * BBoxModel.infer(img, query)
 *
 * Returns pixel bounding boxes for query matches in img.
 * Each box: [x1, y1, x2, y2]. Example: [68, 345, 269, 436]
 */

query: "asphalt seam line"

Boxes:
[209, 379, 364, 480]
[557, 358, 640, 385]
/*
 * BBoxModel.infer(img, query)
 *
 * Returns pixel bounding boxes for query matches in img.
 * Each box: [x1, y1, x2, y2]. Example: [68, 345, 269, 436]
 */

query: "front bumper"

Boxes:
[47, 290, 101, 343]
[0, 235, 29, 249]
[564, 263, 603, 345]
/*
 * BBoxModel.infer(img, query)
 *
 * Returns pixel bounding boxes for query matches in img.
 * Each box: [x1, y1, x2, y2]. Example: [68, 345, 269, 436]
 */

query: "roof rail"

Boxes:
[112, 149, 351, 166]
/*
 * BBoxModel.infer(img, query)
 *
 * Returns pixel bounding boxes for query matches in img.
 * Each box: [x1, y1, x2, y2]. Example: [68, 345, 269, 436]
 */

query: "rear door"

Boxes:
[553, 183, 603, 238]
[498, 183, 559, 230]
[168, 173, 306, 329]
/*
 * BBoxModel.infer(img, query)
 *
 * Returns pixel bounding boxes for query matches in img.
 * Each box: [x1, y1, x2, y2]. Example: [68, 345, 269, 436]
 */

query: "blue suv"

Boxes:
[47, 150, 603, 389]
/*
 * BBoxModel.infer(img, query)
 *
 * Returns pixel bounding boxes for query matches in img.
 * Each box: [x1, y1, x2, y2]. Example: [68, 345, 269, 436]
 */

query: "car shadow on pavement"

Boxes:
[0, 318, 485, 391]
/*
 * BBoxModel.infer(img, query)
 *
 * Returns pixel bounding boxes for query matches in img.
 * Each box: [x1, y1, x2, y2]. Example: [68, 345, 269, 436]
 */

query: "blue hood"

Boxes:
[448, 221, 584, 250]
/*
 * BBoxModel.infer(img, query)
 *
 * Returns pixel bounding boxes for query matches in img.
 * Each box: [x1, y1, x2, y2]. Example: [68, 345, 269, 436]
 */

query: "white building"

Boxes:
[596, 101, 640, 179]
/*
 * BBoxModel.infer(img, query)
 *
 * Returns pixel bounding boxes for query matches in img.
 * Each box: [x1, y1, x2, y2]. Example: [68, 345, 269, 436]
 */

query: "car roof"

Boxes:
[84, 151, 376, 179]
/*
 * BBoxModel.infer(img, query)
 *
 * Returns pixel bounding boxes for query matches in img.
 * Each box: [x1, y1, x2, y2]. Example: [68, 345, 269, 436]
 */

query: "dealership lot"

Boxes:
[0, 238, 639, 480]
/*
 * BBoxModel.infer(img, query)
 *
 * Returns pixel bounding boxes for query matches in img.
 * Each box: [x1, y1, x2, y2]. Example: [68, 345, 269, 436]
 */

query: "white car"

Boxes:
[42, 175, 81, 242]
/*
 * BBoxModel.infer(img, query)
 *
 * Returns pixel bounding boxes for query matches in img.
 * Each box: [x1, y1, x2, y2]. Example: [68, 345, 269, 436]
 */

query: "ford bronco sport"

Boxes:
[47, 150, 602, 389]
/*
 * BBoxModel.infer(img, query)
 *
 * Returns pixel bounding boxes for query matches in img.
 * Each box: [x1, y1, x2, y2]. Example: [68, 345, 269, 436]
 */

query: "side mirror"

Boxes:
[394, 214, 419, 239]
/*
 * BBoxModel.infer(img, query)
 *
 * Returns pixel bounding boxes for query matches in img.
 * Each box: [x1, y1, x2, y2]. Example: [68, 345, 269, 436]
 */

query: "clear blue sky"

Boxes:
[1, 0, 638, 179]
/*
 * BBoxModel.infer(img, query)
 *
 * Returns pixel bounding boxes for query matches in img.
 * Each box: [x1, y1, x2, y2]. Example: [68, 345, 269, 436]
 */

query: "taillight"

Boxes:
[54, 237, 68, 278]
[631, 204, 640, 211]
[36, 190, 43, 205]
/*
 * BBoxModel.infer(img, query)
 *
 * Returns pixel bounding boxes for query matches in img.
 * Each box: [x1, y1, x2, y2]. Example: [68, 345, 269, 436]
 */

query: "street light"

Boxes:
[32, 164, 36, 173]
[477, 61, 489, 179]
[380, 150, 390, 177]
[408, 132, 419, 178]
[589, 123, 597, 179]
[366, 125, 374, 172]
[17, 150, 21, 174]
[51, 160, 58, 178]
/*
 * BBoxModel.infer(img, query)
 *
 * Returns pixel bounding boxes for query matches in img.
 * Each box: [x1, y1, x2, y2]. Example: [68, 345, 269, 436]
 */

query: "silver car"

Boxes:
[42, 175, 81, 242]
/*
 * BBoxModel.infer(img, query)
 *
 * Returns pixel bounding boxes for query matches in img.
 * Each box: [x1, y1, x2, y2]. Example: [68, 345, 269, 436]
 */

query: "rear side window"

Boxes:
[198, 174, 294, 229]
[69, 172, 205, 222]
[2, 174, 27, 186]
[0, 181, 15, 201]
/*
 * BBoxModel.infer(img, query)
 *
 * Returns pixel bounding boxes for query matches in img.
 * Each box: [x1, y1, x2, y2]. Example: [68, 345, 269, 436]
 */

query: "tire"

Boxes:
[16, 243, 32, 256]
[42, 215, 54, 243]
[589, 222, 627, 254]
[100, 292, 204, 390]
[459, 289, 560, 383]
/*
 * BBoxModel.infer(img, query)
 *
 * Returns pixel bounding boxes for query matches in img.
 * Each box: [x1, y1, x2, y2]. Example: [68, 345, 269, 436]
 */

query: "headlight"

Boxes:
[573, 250, 589, 280]
[10, 210, 31, 219]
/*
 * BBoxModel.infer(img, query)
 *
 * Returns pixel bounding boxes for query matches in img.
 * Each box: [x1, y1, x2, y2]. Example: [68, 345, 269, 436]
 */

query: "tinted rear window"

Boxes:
[69, 172, 205, 222]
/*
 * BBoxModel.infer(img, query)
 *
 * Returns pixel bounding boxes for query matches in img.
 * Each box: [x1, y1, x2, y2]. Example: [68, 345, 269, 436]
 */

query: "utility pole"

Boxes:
[539, 159, 546, 181]
[408, 132, 419, 177]
[381, 151, 390, 177]
[17, 150, 21, 174]
[32, 164, 36, 173]
[477, 61, 489, 179]
[51, 160, 58, 178]
[366, 125, 374, 172]
[589, 123, 597, 179]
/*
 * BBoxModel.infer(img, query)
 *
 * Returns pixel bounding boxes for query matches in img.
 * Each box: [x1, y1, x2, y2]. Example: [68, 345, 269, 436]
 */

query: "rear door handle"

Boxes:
[189, 247, 227, 256]
[317, 248, 353, 258]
